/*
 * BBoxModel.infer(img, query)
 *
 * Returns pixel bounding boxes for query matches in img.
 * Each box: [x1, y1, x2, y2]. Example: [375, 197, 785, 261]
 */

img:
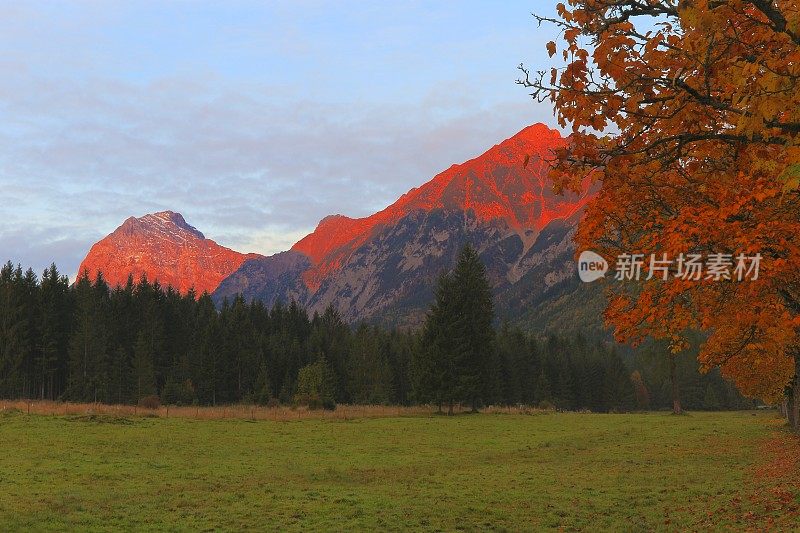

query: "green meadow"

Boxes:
[0, 410, 794, 531]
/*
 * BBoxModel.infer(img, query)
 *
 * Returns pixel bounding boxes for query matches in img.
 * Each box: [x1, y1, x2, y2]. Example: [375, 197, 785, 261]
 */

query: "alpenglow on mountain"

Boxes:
[78, 123, 594, 327]
[77, 211, 263, 295]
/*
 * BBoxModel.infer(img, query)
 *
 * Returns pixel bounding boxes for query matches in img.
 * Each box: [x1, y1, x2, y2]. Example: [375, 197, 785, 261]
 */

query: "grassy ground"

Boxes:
[0, 409, 797, 531]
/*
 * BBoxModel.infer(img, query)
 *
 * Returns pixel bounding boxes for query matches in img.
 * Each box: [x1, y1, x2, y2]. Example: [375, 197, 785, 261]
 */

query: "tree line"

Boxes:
[0, 248, 749, 411]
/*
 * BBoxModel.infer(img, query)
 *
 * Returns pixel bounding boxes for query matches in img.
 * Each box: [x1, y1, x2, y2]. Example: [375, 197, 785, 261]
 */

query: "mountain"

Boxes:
[77, 211, 261, 294]
[214, 123, 595, 328]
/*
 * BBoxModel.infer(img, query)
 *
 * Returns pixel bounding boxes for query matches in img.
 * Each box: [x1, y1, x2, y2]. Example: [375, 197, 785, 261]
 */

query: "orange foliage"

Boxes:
[525, 1, 800, 401]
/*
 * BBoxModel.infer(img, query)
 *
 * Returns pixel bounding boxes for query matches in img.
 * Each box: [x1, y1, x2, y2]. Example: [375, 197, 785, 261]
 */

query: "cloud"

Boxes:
[0, 68, 555, 277]
[0, 2, 561, 279]
[0, 226, 94, 282]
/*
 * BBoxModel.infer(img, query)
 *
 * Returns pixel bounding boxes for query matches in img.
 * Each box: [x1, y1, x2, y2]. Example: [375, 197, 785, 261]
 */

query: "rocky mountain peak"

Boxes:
[77, 212, 260, 294]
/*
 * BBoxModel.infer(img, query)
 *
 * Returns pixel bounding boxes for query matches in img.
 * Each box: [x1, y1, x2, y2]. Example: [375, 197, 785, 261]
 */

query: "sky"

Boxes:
[0, 1, 562, 279]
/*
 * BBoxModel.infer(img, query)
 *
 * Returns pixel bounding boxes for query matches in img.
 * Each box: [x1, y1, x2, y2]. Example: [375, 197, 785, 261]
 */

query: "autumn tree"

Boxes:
[524, 1, 800, 424]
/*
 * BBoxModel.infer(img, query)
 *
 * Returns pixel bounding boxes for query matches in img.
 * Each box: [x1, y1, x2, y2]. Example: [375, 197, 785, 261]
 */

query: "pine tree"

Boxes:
[386, 330, 414, 405]
[109, 345, 133, 404]
[414, 245, 496, 414]
[308, 305, 351, 402]
[556, 358, 576, 410]
[38, 264, 69, 399]
[451, 245, 496, 409]
[415, 271, 456, 412]
[0, 257, 755, 411]
[19, 267, 40, 397]
[602, 348, 635, 412]
[534, 371, 552, 406]
[0, 262, 26, 397]
[67, 272, 110, 402]
[133, 330, 156, 400]
[495, 322, 517, 405]
[228, 295, 257, 401]
[348, 324, 394, 404]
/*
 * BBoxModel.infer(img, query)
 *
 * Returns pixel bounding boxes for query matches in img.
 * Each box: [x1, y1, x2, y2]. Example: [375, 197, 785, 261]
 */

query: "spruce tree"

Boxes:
[67, 272, 110, 402]
[0, 257, 754, 411]
[133, 330, 156, 400]
[38, 264, 69, 399]
[0, 262, 26, 397]
[415, 245, 496, 414]
[534, 371, 552, 406]
[348, 324, 394, 404]
[451, 245, 496, 409]
[415, 271, 456, 412]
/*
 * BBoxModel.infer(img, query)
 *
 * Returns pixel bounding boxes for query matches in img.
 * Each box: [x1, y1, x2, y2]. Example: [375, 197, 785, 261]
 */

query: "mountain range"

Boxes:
[77, 123, 597, 330]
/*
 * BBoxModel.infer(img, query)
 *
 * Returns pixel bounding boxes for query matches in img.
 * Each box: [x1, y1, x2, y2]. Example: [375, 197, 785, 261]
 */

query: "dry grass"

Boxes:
[0, 400, 551, 421]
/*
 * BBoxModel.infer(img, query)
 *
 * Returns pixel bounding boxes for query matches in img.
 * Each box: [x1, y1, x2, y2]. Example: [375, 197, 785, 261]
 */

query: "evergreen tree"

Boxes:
[196, 294, 221, 405]
[67, 272, 110, 402]
[602, 348, 635, 412]
[0, 262, 26, 397]
[38, 264, 70, 400]
[0, 257, 758, 411]
[414, 245, 496, 413]
[414, 271, 456, 411]
[556, 358, 576, 410]
[534, 371, 552, 406]
[385, 330, 414, 405]
[348, 324, 394, 404]
[308, 305, 351, 402]
[451, 245, 496, 409]
[109, 345, 133, 404]
[19, 267, 40, 397]
[133, 330, 156, 400]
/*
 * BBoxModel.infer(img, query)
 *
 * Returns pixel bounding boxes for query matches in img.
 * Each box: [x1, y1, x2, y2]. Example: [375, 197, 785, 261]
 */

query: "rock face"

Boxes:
[214, 251, 311, 306]
[77, 211, 261, 294]
[213, 123, 594, 327]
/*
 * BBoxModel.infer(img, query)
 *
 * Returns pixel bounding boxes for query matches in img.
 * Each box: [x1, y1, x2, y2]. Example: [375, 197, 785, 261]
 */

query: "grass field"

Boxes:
[1, 408, 797, 531]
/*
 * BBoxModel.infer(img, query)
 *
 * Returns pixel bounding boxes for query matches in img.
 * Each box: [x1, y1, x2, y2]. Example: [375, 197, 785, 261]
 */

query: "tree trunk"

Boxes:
[670, 355, 682, 415]
[790, 355, 800, 433]
[447, 400, 454, 416]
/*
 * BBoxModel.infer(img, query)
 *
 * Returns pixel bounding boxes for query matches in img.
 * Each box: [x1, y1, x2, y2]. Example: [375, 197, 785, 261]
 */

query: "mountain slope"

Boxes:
[78, 211, 261, 294]
[214, 123, 595, 326]
[291, 123, 589, 289]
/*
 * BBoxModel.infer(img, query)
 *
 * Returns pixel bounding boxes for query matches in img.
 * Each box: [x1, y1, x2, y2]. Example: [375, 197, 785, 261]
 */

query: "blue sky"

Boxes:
[0, 1, 561, 278]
